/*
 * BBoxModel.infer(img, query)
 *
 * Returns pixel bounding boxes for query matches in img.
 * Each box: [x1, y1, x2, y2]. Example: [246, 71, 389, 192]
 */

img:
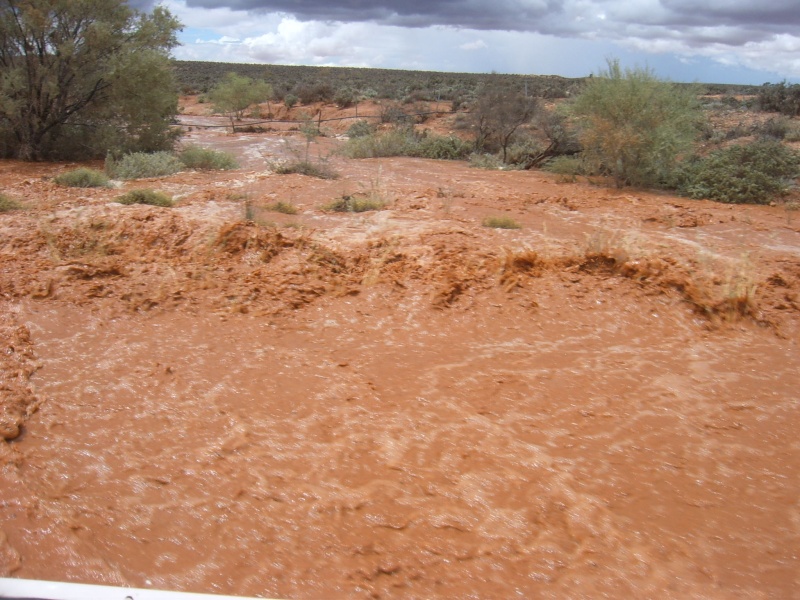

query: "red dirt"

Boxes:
[1, 102, 799, 598]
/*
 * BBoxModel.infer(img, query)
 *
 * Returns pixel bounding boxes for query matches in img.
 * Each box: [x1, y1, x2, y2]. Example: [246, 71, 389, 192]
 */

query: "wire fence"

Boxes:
[178, 110, 465, 130]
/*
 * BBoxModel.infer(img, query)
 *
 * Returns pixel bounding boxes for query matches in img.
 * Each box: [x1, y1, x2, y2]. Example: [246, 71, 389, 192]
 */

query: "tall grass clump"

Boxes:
[54, 168, 110, 188]
[106, 151, 183, 180]
[115, 189, 174, 207]
[267, 201, 298, 214]
[0, 193, 22, 212]
[675, 139, 799, 204]
[483, 215, 522, 229]
[179, 145, 239, 170]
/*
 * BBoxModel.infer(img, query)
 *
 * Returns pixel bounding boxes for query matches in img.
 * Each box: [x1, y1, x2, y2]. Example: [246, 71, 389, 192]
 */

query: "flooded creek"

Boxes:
[4, 284, 798, 598]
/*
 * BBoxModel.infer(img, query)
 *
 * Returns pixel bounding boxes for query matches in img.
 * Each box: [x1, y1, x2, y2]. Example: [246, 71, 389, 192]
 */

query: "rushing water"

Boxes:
[4, 279, 798, 598]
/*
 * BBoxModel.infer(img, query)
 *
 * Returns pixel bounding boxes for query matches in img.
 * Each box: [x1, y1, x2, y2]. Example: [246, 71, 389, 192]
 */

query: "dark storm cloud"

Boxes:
[183, 0, 565, 31]
[660, 0, 800, 28]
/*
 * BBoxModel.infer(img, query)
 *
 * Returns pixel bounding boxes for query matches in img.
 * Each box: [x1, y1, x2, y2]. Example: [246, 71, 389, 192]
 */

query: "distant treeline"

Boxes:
[173, 60, 770, 106]
[173, 61, 590, 104]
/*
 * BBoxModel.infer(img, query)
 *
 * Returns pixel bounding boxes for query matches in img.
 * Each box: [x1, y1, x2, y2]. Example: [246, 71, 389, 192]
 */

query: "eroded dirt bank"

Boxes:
[1, 114, 799, 598]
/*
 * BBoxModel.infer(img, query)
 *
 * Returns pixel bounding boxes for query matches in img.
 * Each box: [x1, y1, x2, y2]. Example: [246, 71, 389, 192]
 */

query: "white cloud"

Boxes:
[165, 0, 800, 82]
[460, 40, 488, 51]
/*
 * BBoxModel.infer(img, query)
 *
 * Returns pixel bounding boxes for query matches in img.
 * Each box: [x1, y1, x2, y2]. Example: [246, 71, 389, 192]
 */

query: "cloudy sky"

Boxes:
[147, 0, 800, 84]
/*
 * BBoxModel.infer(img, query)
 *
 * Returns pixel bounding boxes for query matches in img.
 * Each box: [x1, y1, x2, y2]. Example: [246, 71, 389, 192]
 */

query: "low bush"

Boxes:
[343, 128, 471, 160]
[0, 193, 22, 212]
[116, 189, 174, 207]
[334, 87, 357, 108]
[416, 133, 472, 160]
[758, 81, 800, 116]
[503, 136, 543, 168]
[754, 117, 790, 140]
[343, 129, 414, 158]
[284, 94, 298, 109]
[179, 145, 239, 170]
[293, 82, 335, 105]
[543, 156, 584, 182]
[346, 120, 373, 138]
[106, 151, 183, 180]
[483, 215, 522, 229]
[675, 139, 799, 204]
[272, 160, 339, 179]
[54, 168, 110, 188]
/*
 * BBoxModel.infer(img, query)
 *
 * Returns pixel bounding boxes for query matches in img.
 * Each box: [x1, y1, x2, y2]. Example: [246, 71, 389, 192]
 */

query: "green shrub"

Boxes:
[754, 117, 790, 140]
[571, 59, 702, 188]
[483, 215, 522, 229]
[334, 87, 357, 108]
[543, 156, 584, 182]
[503, 136, 543, 168]
[272, 160, 339, 179]
[106, 151, 183, 180]
[323, 194, 385, 213]
[343, 128, 470, 160]
[758, 81, 800, 116]
[54, 168, 110, 188]
[344, 128, 414, 158]
[179, 145, 239, 170]
[346, 120, 373, 138]
[416, 134, 472, 160]
[116, 189, 174, 207]
[0, 193, 22, 212]
[675, 140, 800, 204]
[284, 94, 298, 109]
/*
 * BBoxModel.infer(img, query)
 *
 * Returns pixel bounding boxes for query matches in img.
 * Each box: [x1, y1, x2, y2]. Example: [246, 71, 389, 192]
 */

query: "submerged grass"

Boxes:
[116, 189, 174, 207]
[0, 193, 22, 212]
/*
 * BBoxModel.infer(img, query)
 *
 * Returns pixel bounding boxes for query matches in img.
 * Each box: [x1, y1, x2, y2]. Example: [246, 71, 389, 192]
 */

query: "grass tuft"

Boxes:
[0, 193, 23, 212]
[483, 215, 522, 229]
[116, 189, 174, 207]
[267, 201, 299, 214]
[271, 160, 339, 180]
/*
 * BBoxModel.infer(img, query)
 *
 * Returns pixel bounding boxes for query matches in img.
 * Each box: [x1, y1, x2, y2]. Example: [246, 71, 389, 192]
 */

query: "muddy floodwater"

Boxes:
[1, 103, 799, 598]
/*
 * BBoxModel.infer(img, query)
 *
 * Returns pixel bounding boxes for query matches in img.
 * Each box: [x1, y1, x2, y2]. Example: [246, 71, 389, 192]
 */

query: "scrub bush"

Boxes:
[675, 140, 799, 204]
[179, 146, 239, 170]
[106, 152, 183, 180]
[54, 168, 110, 188]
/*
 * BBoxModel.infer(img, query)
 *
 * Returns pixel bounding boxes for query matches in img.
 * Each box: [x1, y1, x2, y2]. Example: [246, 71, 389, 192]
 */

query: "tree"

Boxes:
[571, 59, 702, 188]
[470, 83, 539, 163]
[0, 0, 181, 161]
[208, 73, 271, 131]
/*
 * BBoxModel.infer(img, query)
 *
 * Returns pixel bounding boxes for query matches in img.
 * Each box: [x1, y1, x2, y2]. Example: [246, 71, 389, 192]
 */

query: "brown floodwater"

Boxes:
[3, 281, 798, 599]
[1, 106, 799, 598]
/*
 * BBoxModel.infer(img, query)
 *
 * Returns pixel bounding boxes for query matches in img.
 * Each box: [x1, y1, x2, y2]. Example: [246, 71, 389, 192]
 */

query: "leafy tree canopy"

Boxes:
[571, 59, 702, 188]
[208, 72, 271, 129]
[0, 0, 181, 160]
